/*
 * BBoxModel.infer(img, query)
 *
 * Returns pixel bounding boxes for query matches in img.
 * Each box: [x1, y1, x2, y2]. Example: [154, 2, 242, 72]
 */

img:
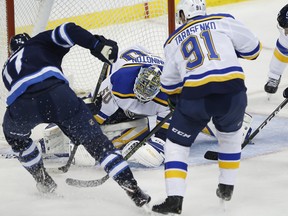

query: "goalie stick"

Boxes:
[204, 98, 288, 161]
[66, 111, 173, 187]
[49, 63, 110, 174]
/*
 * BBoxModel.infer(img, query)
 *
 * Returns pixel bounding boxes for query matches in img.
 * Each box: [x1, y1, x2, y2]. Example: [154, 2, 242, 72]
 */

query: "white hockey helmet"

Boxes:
[133, 65, 162, 103]
[176, 0, 206, 25]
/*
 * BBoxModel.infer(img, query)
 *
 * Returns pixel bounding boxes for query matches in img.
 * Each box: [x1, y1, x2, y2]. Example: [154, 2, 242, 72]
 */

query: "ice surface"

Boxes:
[1, 0, 288, 215]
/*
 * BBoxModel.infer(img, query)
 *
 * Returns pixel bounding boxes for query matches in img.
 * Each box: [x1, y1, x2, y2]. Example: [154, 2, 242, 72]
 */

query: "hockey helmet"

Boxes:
[133, 65, 162, 103]
[176, 0, 206, 25]
[9, 33, 31, 53]
[277, 4, 288, 35]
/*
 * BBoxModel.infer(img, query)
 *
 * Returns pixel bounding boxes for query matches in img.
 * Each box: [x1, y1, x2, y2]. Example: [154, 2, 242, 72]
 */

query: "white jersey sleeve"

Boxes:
[268, 31, 288, 79]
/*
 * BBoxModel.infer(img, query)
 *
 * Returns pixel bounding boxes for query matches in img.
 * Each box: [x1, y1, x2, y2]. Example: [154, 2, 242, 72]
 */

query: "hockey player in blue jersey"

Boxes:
[1, 22, 150, 207]
[152, 0, 261, 214]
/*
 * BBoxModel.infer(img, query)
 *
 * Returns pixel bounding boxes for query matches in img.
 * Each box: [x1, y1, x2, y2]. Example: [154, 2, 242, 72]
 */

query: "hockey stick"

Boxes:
[92, 62, 109, 103]
[50, 63, 110, 174]
[204, 98, 288, 161]
[66, 111, 173, 187]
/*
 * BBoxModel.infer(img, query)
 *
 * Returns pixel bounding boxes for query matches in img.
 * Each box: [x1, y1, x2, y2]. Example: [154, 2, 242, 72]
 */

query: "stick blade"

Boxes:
[66, 175, 109, 188]
[46, 165, 69, 174]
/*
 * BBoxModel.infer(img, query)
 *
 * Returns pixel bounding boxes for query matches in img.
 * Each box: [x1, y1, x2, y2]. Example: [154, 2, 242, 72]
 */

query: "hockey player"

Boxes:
[93, 45, 169, 146]
[264, 4, 288, 94]
[152, 0, 261, 214]
[1, 22, 150, 207]
[41, 45, 253, 168]
[88, 45, 169, 167]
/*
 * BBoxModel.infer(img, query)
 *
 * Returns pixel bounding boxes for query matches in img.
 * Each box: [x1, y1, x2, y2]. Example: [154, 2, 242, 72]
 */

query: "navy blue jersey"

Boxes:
[2, 22, 99, 105]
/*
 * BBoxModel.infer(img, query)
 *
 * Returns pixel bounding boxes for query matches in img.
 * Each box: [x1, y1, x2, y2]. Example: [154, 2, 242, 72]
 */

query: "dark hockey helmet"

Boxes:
[9, 33, 31, 53]
[277, 4, 288, 28]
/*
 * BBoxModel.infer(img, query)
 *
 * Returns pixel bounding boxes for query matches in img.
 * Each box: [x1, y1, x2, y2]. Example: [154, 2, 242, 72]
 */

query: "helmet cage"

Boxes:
[134, 66, 161, 103]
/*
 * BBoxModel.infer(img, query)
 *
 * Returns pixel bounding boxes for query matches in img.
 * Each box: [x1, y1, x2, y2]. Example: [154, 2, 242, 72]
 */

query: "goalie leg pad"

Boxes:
[242, 112, 252, 143]
[133, 144, 164, 167]
[40, 123, 70, 156]
[101, 118, 149, 149]
[122, 137, 165, 168]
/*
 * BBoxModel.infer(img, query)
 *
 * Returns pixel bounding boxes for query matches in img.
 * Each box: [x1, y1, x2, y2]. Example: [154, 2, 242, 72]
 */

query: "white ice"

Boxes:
[1, 0, 288, 215]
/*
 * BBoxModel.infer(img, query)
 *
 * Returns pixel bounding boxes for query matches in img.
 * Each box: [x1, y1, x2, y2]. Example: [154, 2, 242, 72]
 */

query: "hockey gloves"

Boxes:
[91, 35, 118, 64]
[283, 87, 288, 98]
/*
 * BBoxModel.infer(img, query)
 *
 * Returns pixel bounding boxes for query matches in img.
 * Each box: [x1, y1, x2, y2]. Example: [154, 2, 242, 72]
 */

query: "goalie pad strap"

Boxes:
[100, 118, 148, 133]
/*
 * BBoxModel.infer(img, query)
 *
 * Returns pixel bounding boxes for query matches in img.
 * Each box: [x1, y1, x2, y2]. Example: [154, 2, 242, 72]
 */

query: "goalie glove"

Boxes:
[122, 137, 165, 168]
[91, 35, 118, 64]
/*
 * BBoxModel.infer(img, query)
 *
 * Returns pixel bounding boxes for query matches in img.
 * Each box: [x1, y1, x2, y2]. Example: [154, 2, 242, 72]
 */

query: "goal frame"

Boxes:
[4, 0, 176, 57]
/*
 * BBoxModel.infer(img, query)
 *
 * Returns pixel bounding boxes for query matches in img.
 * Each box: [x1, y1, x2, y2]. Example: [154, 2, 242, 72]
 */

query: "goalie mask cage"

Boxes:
[0, 0, 176, 142]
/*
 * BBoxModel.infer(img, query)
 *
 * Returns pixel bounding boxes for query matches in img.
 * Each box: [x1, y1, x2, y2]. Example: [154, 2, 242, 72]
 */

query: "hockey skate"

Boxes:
[152, 196, 183, 214]
[264, 76, 281, 94]
[33, 167, 57, 193]
[121, 183, 151, 207]
[216, 184, 234, 201]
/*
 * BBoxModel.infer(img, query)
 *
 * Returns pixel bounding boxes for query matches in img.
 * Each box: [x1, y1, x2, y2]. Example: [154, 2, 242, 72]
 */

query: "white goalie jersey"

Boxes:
[94, 45, 170, 127]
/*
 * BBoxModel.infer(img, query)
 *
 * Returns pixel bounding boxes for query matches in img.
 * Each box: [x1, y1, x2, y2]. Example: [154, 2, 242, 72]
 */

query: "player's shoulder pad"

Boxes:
[110, 65, 141, 97]
[164, 13, 235, 47]
[207, 13, 235, 20]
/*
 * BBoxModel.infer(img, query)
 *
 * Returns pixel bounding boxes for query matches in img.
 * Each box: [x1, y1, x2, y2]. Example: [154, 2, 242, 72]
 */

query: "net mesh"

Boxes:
[0, 0, 169, 142]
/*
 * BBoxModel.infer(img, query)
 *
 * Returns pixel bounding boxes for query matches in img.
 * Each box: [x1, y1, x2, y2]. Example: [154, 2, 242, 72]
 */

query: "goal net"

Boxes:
[0, 0, 175, 144]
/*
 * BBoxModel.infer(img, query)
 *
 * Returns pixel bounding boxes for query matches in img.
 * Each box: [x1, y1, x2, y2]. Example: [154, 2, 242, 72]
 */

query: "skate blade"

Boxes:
[266, 94, 272, 101]
[35, 190, 64, 199]
[147, 207, 176, 216]
[219, 198, 227, 212]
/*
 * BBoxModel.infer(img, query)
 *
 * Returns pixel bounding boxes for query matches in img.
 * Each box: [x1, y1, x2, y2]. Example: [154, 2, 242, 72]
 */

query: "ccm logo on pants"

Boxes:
[172, 128, 191, 138]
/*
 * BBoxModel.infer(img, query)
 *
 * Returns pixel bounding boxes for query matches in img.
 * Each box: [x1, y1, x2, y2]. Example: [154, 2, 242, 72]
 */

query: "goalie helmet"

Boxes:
[134, 65, 162, 103]
[277, 4, 288, 28]
[9, 33, 31, 53]
[176, 0, 206, 25]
